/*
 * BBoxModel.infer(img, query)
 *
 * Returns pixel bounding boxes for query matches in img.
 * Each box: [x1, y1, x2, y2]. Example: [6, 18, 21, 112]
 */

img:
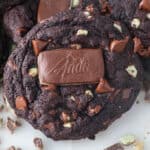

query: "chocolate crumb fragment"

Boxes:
[0, 104, 4, 112]
[105, 143, 124, 150]
[8, 146, 16, 150]
[0, 118, 4, 128]
[7, 146, 22, 150]
[6, 117, 21, 134]
[33, 137, 44, 150]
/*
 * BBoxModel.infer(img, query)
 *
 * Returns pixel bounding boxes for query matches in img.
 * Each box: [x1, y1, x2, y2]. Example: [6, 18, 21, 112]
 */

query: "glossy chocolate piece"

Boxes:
[38, 48, 104, 85]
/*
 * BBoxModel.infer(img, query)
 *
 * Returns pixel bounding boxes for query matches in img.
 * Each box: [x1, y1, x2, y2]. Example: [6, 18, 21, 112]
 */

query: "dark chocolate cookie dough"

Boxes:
[4, 6, 143, 140]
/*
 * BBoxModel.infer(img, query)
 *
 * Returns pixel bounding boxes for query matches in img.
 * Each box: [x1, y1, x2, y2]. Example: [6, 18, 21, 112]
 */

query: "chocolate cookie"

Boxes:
[4, 7, 143, 140]
[3, 0, 39, 43]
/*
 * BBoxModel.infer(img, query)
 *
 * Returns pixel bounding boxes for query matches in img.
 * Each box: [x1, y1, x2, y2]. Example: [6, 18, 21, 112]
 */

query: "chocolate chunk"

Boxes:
[133, 37, 143, 53]
[110, 36, 129, 53]
[15, 96, 27, 111]
[133, 38, 150, 57]
[37, 0, 70, 22]
[38, 49, 104, 85]
[96, 78, 114, 93]
[139, 0, 150, 11]
[42, 84, 57, 91]
[32, 40, 48, 56]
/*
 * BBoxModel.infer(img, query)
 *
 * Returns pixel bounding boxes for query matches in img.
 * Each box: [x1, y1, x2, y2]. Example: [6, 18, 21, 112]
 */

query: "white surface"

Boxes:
[0, 89, 150, 150]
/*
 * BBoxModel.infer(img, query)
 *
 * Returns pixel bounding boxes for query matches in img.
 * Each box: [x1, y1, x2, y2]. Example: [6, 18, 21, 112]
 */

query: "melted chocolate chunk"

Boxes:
[38, 0, 70, 22]
[110, 37, 129, 53]
[32, 39, 49, 56]
[139, 0, 150, 11]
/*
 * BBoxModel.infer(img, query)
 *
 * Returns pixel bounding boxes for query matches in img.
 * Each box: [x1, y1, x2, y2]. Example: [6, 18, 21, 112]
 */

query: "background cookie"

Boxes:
[4, 6, 143, 140]
[3, 0, 39, 43]
[0, 20, 10, 77]
[0, 0, 25, 14]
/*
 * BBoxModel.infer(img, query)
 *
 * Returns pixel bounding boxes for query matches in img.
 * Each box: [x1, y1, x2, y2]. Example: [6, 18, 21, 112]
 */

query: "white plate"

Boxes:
[0, 88, 150, 150]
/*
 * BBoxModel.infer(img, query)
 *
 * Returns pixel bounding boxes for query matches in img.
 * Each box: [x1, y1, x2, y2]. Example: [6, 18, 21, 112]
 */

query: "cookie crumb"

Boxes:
[76, 29, 88, 36]
[120, 134, 135, 146]
[6, 117, 21, 134]
[7, 146, 22, 150]
[0, 117, 4, 128]
[8, 146, 16, 150]
[0, 104, 4, 112]
[33, 137, 44, 150]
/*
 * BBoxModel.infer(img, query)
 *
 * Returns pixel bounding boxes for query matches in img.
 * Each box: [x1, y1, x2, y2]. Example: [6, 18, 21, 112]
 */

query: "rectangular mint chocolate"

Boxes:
[38, 48, 104, 85]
